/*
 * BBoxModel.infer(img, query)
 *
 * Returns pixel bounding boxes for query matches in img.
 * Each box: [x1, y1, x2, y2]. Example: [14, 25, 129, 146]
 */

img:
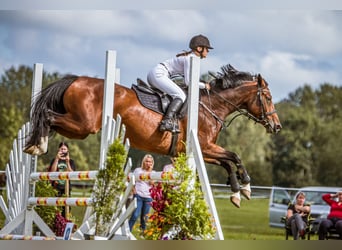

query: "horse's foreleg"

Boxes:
[225, 151, 252, 200]
[222, 162, 241, 208]
[202, 144, 251, 206]
[225, 162, 240, 192]
[236, 163, 251, 200]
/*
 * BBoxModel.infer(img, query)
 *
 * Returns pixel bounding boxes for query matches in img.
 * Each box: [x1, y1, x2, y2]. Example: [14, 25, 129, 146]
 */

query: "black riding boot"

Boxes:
[159, 98, 183, 133]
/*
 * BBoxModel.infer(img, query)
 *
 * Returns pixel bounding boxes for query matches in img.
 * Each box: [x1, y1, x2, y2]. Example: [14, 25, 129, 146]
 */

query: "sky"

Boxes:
[0, 5, 342, 102]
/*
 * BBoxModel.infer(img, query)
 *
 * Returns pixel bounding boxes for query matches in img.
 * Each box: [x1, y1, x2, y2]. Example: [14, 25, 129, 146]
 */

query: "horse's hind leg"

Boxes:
[24, 125, 49, 155]
[47, 109, 100, 139]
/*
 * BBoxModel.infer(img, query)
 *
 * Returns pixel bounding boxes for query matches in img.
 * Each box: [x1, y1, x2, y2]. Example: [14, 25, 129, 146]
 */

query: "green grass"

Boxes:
[215, 198, 285, 240]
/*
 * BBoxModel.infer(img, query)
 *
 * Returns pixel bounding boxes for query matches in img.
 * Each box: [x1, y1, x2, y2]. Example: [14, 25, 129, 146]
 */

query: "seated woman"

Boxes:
[286, 192, 311, 240]
[318, 191, 342, 240]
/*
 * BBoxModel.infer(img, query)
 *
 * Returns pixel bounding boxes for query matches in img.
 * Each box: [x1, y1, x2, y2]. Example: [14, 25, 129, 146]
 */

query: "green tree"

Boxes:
[208, 114, 273, 186]
[311, 84, 342, 185]
[272, 84, 342, 187]
[0, 65, 33, 170]
[0, 65, 100, 173]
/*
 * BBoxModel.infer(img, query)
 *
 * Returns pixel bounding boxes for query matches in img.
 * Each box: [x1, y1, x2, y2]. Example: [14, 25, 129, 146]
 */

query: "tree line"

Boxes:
[1, 65, 341, 188]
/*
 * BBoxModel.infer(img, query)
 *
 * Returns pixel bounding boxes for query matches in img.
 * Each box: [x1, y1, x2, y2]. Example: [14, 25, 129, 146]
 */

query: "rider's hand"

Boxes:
[205, 83, 211, 90]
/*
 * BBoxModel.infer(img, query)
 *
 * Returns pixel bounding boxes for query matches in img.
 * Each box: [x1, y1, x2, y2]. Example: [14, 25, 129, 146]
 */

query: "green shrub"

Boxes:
[145, 153, 216, 240]
[92, 138, 127, 236]
[34, 181, 61, 230]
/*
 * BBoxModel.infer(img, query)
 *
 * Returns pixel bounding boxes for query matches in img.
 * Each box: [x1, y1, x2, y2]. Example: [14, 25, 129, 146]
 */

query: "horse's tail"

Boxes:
[25, 75, 79, 148]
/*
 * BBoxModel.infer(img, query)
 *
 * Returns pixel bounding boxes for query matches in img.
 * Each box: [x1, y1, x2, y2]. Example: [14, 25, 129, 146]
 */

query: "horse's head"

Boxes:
[250, 74, 282, 133]
[209, 64, 282, 134]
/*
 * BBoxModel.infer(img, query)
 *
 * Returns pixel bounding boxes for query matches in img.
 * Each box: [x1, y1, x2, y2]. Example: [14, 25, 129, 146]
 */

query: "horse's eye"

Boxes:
[264, 92, 272, 102]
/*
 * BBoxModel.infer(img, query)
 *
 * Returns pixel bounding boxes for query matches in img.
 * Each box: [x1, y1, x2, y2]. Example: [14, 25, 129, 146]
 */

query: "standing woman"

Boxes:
[147, 34, 213, 133]
[128, 154, 155, 234]
[286, 192, 311, 240]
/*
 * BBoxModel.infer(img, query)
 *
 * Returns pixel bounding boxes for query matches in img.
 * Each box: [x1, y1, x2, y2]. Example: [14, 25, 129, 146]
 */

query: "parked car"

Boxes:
[269, 186, 341, 228]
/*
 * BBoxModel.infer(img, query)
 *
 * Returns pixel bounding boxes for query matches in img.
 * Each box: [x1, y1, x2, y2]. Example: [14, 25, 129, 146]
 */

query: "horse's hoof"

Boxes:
[23, 146, 44, 156]
[23, 146, 35, 155]
[230, 196, 240, 208]
[241, 189, 251, 200]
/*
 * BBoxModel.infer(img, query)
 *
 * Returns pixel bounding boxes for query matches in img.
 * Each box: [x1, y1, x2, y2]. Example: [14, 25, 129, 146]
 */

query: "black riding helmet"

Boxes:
[189, 34, 213, 50]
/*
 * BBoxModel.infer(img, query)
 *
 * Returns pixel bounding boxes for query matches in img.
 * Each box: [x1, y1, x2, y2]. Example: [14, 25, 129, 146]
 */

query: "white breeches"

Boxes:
[147, 65, 186, 102]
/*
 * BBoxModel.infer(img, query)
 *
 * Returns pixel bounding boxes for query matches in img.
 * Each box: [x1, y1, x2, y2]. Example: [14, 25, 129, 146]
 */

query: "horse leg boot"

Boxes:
[228, 172, 241, 208]
[159, 98, 183, 133]
[236, 164, 251, 200]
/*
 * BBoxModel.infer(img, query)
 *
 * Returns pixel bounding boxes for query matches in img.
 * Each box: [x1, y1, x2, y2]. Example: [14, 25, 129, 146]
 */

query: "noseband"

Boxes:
[200, 79, 277, 130]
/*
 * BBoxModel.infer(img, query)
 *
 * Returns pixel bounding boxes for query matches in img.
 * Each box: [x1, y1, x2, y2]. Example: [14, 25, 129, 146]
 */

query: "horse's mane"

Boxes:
[213, 64, 255, 89]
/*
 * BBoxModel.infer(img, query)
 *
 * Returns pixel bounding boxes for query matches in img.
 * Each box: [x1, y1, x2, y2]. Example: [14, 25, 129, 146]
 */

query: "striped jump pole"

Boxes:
[0, 234, 57, 240]
[130, 171, 179, 182]
[30, 171, 98, 181]
[28, 197, 92, 207]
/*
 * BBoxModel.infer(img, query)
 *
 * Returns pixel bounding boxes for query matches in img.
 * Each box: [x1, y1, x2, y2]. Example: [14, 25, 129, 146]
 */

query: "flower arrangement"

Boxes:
[144, 153, 216, 240]
[53, 212, 72, 236]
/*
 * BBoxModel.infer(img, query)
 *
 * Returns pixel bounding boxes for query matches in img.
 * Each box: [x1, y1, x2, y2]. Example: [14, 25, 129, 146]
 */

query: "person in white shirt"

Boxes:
[128, 154, 155, 233]
[147, 34, 213, 133]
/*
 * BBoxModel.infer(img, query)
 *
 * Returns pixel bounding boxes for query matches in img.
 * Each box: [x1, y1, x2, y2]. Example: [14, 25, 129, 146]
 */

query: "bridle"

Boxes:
[199, 76, 277, 130]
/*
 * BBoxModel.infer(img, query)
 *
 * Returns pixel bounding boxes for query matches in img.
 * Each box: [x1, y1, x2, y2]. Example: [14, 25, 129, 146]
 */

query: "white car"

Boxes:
[269, 186, 341, 228]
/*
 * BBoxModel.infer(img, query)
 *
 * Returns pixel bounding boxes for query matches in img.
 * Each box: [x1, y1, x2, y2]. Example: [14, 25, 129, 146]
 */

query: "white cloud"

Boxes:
[258, 51, 340, 101]
[0, 10, 341, 102]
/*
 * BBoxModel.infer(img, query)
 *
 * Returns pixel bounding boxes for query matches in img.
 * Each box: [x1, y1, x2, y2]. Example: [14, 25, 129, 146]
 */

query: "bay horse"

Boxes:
[23, 64, 281, 207]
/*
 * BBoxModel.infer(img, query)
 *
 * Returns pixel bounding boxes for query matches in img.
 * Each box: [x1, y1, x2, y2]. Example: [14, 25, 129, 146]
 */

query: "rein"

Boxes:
[200, 81, 277, 130]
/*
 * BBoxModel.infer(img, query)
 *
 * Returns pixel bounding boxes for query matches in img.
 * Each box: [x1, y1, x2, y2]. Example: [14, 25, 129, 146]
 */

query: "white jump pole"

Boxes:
[99, 50, 116, 170]
[185, 56, 224, 240]
[186, 56, 200, 157]
[186, 56, 200, 192]
[28, 63, 43, 201]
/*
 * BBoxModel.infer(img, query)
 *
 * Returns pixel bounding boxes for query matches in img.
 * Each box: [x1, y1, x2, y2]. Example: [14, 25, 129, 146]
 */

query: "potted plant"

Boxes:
[92, 138, 127, 237]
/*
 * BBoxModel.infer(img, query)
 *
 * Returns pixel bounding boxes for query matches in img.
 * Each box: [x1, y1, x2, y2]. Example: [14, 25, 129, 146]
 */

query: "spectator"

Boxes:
[286, 192, 311, 240]
[318, 191, 342, 240]
[47, 142, 76, 217]
[128, 154, 155, 234]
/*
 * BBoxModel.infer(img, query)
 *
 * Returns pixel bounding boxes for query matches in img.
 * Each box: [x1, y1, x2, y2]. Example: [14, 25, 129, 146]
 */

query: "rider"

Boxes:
[147, 34, 213, 133]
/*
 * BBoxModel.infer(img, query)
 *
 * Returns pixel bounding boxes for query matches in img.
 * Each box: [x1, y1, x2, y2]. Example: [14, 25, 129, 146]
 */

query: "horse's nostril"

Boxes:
[275, 125, 282, 133]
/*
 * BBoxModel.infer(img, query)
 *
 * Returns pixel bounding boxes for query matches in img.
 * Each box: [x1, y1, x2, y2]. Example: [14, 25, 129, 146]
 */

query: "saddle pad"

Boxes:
[132, 85, 164, 115]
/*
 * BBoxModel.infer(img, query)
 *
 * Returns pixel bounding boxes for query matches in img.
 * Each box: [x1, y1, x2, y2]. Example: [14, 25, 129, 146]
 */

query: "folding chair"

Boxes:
[281, 204, 313, 240]
[311, 218, 341, 240]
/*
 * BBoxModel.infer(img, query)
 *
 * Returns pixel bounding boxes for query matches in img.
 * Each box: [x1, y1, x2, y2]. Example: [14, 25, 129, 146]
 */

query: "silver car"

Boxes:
[269, 186, 341, 228]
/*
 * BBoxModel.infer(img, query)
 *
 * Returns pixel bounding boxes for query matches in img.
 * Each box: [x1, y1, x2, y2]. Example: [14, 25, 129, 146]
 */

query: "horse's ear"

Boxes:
[208, 71, 217, 79]
[228, 64, 237, 72]
[257, 74, 264, 87]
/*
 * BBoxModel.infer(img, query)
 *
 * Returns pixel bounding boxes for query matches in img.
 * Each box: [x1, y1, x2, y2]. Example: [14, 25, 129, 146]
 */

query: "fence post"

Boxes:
[99, 50, 116, 170]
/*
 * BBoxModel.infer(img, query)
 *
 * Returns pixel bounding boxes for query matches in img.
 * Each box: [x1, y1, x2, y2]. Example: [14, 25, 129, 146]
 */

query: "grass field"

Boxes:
[215, 197, 285, 240]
